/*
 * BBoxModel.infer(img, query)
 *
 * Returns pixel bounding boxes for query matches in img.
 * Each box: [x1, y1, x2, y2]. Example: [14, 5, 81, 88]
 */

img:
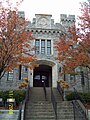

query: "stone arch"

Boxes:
[29, 59, 58, 87]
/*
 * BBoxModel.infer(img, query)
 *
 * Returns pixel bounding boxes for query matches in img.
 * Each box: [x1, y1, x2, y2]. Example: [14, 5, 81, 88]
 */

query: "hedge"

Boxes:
[66, 92, 90, 104]
[0, 90, 26, 105]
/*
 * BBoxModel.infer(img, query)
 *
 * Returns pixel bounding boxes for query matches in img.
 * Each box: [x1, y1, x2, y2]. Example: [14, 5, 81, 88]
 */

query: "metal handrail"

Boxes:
[17, 102, 22, 120]
[51, 88, 57, 120]
[17, 85, 30, 120]
[72, 88, 88, 120]
[73, 88, 86, 105]
[23, 85, 30, 120]
[42, 81, 47, 100]
[72, 100, 88, 120]
[57, 82, 64, 101]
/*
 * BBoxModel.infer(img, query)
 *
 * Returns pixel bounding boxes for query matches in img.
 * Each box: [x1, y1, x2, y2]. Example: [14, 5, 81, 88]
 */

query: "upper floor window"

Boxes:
[41, 40, 45, 54]
[69, 45, 73, 49]
[35, 39, 52, 55]
[35, 39, 40, 54]
[47, 40, 51, 55]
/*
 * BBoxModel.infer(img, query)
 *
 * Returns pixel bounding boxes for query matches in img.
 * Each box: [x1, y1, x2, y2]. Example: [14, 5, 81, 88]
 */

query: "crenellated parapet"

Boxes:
[18, 11, 25, 18]
[60, 14, 75, 23]
[60, 14, 75, 30]
[17, 12, 75, 33]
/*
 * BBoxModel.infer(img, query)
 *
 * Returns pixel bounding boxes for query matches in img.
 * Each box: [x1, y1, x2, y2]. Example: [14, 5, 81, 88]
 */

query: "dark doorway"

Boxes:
[33, 65, 52, 87]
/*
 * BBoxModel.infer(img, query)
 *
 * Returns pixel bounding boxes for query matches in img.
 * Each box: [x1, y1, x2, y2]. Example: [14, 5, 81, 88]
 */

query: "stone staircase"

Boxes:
[24, 87, 74, 120]
[53, 88, 74, 120]
[25, 87, 55, 120]
[25, 101, 55, 120]
[57, 101, 74, 120]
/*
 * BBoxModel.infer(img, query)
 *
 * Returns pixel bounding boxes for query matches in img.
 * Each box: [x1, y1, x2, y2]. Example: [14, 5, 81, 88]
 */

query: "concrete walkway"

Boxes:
[0, 110, 19, 120]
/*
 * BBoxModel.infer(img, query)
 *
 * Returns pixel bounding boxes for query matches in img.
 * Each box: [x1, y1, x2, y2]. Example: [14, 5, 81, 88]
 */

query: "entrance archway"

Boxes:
[33, 65, 52, 87]
[29, 60, 58, 87]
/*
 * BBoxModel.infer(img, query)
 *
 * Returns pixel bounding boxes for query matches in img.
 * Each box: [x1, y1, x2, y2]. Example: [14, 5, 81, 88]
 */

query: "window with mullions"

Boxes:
[35, 39, 40, 54]
[7, 71, 13, 81]
[35, 39, 52, 55]
[41, 40, 45, 54]
[47, 40, 51, 55]
[70, 74, 75, 82]
[25, 67, 28, 72]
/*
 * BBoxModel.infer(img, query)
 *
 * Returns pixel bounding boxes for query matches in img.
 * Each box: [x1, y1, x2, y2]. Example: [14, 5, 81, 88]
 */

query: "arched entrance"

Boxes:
[29, 60, 58, 87]
[33, 65, 52, 87]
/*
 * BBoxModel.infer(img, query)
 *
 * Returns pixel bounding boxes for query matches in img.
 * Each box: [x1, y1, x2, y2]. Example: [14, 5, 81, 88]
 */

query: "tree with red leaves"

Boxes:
[0, 0, 36, 79]
[55, 1, 90, 75]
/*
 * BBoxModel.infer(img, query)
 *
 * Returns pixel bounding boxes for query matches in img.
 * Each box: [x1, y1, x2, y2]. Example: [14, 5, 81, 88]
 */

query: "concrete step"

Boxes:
[25, 87, 74, 120]
[25, 87, 56, 119]
[29, 87, 46, 101]
[26, 116, 55, 118]
[52, 88, 63, 101]
[25, 116, 55, 119]
[26, 119, 55, 120]
[26, 111, 55, 115]
[57, 109, 73, 113]
[57, 101, 74, 120]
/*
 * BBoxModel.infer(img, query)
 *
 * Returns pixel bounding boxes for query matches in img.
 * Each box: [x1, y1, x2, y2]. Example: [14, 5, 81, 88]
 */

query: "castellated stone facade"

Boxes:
[0, 12, 90, 92]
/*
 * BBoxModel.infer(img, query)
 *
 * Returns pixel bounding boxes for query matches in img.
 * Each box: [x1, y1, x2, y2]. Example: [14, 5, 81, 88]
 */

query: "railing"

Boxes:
[72, 88, 88, 120]
[51, 88, 57, 120]
[17, 85, 30, 120]
[57, 82, 64, 101]
[42, 81, 47, 100]
[17, 102, 22, 120]
[73, 88, 85, 104]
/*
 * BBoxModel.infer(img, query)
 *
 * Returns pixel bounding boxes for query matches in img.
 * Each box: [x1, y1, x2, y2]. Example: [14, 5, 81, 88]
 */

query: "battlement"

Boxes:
[60, 14, 75, 23]
[18, 11, 25, 18]
[60, 14, 75, 29]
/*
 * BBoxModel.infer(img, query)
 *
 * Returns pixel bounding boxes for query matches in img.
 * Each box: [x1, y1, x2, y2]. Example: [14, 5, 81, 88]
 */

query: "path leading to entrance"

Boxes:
[25, 87, 55, 120]
[24, 87, 74, 120]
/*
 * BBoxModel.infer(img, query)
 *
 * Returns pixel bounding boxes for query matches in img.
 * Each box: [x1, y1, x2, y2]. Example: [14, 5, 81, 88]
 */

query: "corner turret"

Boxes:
[60, 14, 75, 31]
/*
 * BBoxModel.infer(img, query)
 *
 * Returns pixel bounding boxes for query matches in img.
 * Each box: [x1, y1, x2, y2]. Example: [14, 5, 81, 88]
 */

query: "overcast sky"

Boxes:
[19, 0, 87, 23]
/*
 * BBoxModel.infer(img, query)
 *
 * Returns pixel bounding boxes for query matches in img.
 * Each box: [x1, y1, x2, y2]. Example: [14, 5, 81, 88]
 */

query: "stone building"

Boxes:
[0, 12, 90, 92]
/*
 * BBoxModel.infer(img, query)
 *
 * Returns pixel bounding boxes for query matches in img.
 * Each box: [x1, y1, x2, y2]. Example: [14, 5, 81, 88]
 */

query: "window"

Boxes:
[34, 75, 40, 80]
[35, 39, 52, 55]
[81, 71, 85, 85]
[25, 66, 28, 72]
[42, 75, 47, 80]
[7, 71, 13, 81]
[70, 74, 75, 82]
[41, 40, 45, 54]
[69, 45, 73, 49]
[47, 40, 51, 55]
[35, 39, 40, 54]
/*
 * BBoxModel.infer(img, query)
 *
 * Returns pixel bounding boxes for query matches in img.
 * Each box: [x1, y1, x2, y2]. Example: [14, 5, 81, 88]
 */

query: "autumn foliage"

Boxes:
[0, 0, 36, 79]
[55, 1, 90, 74]
[57, 80, 69, 89]
[19, 78, 29, 89]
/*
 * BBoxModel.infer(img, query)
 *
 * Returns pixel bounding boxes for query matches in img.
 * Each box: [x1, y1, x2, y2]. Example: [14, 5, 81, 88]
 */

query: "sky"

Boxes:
[19, 0, 87, 23]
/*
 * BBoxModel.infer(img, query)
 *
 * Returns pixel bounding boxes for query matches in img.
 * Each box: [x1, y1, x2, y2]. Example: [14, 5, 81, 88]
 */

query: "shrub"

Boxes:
[66, 92, 90, 104]
[13, 90, 26, 105]
[80, 92, 90, 104]
[66, 92, 75, 101]
[0, 90, 26, 105]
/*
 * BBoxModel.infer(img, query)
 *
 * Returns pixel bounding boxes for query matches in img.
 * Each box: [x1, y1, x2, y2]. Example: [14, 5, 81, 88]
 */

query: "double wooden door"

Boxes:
[33, 72, 49, 87]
